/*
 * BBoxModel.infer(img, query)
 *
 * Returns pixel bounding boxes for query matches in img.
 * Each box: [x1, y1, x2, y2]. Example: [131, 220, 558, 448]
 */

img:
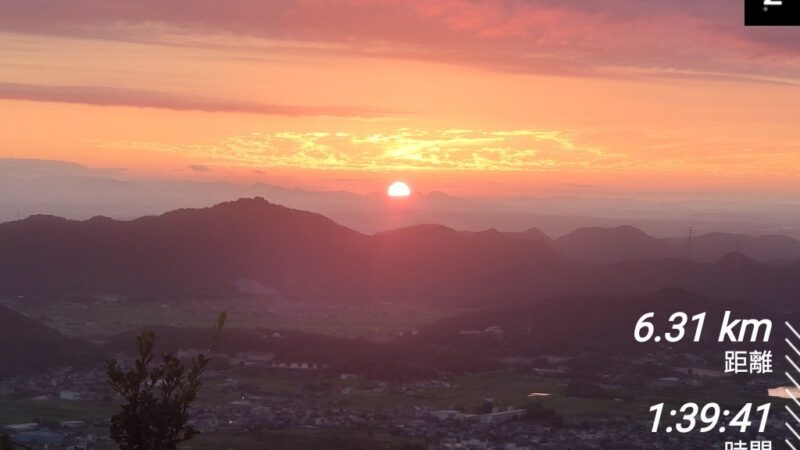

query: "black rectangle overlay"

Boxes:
[746, 0, 800, 25]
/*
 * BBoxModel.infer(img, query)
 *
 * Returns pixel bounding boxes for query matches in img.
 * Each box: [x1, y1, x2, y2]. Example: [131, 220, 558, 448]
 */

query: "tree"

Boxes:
[106, 312, 226, 450]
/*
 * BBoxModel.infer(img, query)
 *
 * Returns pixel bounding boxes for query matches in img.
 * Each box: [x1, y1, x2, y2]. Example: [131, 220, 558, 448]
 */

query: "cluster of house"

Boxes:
[2, 345, 785, 449]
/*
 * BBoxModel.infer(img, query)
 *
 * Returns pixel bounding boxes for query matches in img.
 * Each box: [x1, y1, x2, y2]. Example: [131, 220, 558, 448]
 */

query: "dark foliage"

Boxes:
[106, 312, 226, 450]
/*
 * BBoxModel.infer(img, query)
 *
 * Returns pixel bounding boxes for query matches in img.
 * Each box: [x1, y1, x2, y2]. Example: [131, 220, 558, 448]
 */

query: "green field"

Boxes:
[1, 297, 466, 338]
[231, 367, 779, 412]
[0, 397, 114, 425]
[222, 369, 655, 417]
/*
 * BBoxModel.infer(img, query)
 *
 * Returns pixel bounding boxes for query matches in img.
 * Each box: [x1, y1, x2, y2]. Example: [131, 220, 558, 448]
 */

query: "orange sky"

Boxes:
[1, 0, 799, 197]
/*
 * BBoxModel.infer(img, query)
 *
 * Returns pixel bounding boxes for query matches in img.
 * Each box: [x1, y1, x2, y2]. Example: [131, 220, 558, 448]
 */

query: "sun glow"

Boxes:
[387, 181, 411, 197]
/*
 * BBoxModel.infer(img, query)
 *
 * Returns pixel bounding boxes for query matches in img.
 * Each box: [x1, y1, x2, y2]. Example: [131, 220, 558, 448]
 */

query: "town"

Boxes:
[0, 342, 787, 449]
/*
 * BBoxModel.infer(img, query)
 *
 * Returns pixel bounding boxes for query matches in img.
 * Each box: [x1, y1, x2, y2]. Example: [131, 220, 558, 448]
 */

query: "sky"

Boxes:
[1, 0, 800, 198]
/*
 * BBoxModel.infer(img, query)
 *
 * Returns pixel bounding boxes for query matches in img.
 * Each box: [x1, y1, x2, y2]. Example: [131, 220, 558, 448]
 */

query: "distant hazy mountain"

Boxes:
[5, 158, 800, 238]
[578, 252, 799, 305]
[547, 225, 800, 263]
[0, 304, 97, 376]
[372, 224, 564, 303]
[665, 232, 800, 263]
[3, 198, 800, 308]
[503, 227, 552, 243]
[553, 225, 671, 262]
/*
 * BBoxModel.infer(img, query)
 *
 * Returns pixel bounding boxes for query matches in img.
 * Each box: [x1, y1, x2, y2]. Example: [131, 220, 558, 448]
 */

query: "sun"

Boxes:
[387, 181, 411, 197]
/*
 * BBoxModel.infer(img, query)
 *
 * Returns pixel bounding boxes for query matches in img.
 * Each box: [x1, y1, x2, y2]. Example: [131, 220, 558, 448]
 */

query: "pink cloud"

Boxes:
[1, 0, 799, 81]
[0, 82, 393, 117]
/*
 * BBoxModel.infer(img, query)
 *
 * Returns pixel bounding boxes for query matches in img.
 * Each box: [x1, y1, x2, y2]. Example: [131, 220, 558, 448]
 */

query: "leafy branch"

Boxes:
[106, 312, 227, 450]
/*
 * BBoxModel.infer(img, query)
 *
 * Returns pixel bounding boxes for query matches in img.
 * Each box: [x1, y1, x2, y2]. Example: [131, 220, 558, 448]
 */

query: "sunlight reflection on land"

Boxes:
[767, 386, 800, 399]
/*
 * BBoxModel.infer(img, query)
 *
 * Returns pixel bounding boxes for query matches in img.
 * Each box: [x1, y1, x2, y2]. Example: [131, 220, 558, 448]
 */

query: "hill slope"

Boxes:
[551, 225, 800, 263]
[0, 198, 564, 305]
[0, 305, 98, 376]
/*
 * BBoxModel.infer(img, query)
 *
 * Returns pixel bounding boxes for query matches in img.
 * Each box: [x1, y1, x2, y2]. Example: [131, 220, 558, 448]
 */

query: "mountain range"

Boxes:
[513, 225, 800, 263]
[5, 158, 800, 238]
[2, 197, 800, 307]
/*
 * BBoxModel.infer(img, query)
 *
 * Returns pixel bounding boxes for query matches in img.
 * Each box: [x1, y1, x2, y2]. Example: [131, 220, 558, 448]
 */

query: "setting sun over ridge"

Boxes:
[387, 181, 411, 197]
